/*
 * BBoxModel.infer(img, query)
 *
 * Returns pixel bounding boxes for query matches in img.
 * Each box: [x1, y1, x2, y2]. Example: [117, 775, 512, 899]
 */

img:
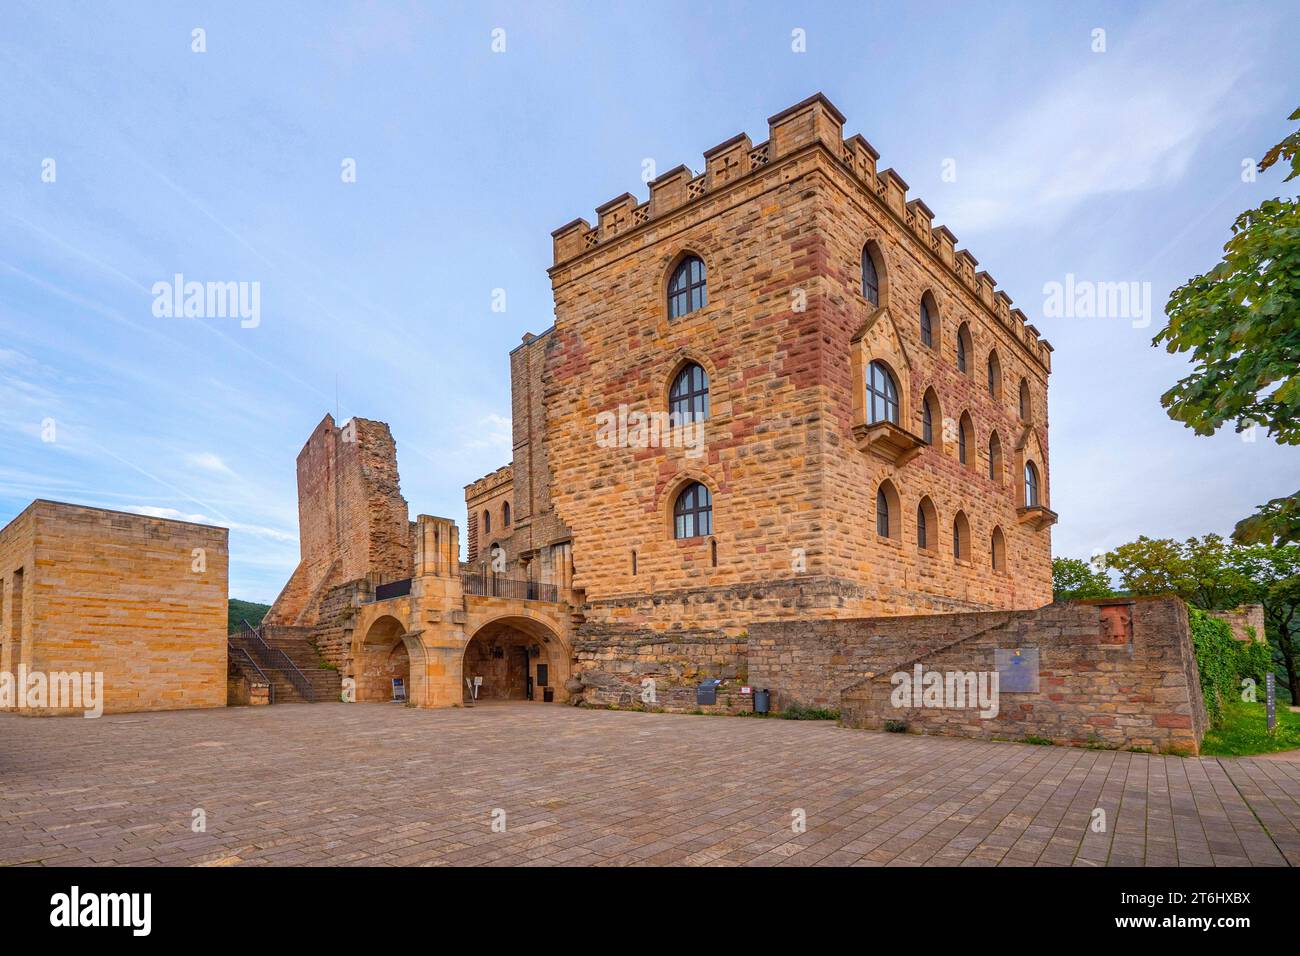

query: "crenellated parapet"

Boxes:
[551, 92, 1053, 371]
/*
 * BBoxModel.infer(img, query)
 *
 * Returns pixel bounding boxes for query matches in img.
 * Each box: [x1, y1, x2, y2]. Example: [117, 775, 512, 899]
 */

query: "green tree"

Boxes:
[1153, 108, 1300, 546]
[1103, 534, 1255, 610]
[1051, 556, 1113, 601]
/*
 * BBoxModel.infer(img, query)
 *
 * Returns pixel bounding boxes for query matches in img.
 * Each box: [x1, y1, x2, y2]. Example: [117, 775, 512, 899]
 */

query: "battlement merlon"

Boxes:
[549, 91, 1053, 373]
[464, 463, 513, 498]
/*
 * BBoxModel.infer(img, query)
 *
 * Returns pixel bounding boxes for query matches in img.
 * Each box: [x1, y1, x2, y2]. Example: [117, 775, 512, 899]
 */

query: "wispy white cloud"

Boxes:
[127, 505, 295, 544]
[941, 8, 1260, 233]
[186, 451, 236, 476]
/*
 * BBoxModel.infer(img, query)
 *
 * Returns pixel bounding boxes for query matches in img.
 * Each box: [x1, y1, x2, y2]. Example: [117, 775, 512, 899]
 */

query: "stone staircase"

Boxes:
[230, 621, 342, 703]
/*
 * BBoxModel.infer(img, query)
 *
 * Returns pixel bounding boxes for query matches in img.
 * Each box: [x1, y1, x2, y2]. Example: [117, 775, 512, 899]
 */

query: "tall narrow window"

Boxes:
[876, 488, 891, 538]
[952, 512, 970, 562]
[1025, 462, 1041, 507]
[988, 432, 1002, 483]
[631, 550, 638, 576]
[1019, 379, 1031, 421]
[920, 298, 934, 348]
[482, 509, 491, 535]
[956, 323, 973, 375]
[867, 361, 899, 425]
[861, 245, 880, 306]
[668, 255, 707, 319]
[917, 496, 937, 553]
[669, 362, 710, 423]
[502, 502, 511, 527]
[922, 398, 933, 444]
[987, 351, 1001, 399]
[958, 413, 975, 470]
[673, 482, 713, 539]
[991, 527, 1006, 572]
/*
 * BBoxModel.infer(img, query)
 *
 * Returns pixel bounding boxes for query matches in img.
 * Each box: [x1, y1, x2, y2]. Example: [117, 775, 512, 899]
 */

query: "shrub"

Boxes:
[1189, 611, 1276, 727]
[1189, 609, 1243, 726]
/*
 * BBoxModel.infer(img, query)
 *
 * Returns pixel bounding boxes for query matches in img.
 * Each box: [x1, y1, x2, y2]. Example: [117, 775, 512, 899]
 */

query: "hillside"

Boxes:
[228, 598, 271, 633]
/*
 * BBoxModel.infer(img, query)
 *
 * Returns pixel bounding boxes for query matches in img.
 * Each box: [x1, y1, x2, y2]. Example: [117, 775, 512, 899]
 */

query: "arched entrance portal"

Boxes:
[462, 616, 568, 704]
[357, 615, 415, 703]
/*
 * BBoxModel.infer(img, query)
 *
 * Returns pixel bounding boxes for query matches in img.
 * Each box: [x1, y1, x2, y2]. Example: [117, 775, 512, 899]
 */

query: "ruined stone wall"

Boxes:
[1207, 604, 1267, 643]
[266, 414, 411, 626]
[1, 500, 227, 715]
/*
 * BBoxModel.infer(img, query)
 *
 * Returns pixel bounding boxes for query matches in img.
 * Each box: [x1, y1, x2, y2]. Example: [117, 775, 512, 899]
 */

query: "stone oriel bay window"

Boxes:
[1015, 436, 1058, 530]
[850, 308, 924, 465]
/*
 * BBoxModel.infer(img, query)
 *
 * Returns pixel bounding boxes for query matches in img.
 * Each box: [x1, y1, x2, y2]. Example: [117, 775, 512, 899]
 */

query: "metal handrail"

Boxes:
[461, 572, 558, 603]
[239, 620, 316, 702]
[228, 638, 275, 704]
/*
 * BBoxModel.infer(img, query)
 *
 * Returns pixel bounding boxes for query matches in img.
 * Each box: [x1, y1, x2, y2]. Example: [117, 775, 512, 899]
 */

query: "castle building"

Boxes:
[467, 92, 1056, 650]
[264, 93, 1074, 724]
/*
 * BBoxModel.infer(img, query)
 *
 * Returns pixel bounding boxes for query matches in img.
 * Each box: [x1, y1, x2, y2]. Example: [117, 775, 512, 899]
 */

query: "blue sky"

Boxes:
[1, 0, 1297, 602]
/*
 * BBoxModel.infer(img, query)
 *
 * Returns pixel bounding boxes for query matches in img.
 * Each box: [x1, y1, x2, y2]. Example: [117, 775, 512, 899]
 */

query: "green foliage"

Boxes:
[227, 598, 271, 634]
[883, 719, 908, 733]
[1236, 639, 1273, 688]
[1201, 699, 1300, 757]
[1189, 609, 1243, 726]
[1154, 109, 1300, 547]
[1051, 556, 1114, 601]
[1103, 534, 1255, 610]
[1019, 735, 1056, 746]
[779, 705, 839, 721]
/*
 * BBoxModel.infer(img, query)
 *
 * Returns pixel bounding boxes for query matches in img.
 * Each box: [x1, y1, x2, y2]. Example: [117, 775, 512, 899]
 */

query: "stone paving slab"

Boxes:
[1, 703, 1297, 867]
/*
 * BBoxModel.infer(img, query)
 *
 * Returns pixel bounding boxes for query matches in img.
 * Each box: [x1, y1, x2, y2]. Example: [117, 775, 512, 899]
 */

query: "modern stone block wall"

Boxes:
[0, 500, 228, 715]
[829, 597, 1206, 753]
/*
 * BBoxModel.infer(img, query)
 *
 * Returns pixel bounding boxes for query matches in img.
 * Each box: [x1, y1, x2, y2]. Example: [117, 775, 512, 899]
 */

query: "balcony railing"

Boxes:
[461, 572, 558, 603]
[373, 578, 412, 602]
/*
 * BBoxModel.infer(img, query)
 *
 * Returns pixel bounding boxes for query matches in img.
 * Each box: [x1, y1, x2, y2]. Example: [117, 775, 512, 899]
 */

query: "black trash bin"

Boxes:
[696, 679, 723, 706]
[754, 688, 771, 714]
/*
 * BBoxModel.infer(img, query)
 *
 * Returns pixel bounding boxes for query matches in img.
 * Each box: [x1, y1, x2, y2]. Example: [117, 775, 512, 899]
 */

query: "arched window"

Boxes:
[1019, 379, 1031, 421]
[988, 431, 1003, 483]
[502, 502, 510, 527]
[867, 361, 899, 425]
[482, 509, 491, 535]
[1025, 462, 1041, 507]
[958, 412, 975, 470]
[987, 351, 1001, 399]
[920, 296, 935, 348]
[956, 323, 973, 375]
[668, 255, 707, 319]
[952, 511, 970, 562]
[921, 388, 941, 448]
[861, 244, 880, 306]
[669, 362, 710, 423]
[875, 480, 900, 539]
[673, 482, 713, 539]
[991, 527, 1006, 572]
[916, 496, 937, 552]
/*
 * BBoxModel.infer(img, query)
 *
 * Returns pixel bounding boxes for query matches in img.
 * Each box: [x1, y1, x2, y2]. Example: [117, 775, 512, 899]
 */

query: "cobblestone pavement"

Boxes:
[2, 702, 1298, 866]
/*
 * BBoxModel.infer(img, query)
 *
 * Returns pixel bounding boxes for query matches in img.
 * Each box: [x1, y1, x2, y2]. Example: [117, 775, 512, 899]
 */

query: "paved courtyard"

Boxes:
[2, 702, 1298, 867]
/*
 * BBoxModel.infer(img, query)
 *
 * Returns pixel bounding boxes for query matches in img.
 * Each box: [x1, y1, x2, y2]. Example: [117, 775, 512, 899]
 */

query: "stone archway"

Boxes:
[461, 615, 570, 704]
[357, 614, 424, 703]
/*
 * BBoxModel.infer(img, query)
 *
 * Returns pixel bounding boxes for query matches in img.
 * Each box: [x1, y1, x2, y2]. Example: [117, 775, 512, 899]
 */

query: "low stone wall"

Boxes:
[836, 598, 1206, 754]
[226, 675, 270, 706]
[572, 626, 749, 713]
[748, 610, 1019, 711]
